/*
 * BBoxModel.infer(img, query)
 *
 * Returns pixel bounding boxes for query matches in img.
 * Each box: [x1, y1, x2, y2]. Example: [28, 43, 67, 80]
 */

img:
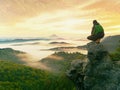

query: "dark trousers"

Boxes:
[87, 32, 104, 41]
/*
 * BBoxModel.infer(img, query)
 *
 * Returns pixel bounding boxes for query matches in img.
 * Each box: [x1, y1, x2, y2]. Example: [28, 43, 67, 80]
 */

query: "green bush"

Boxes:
[110, 44, 120, 61]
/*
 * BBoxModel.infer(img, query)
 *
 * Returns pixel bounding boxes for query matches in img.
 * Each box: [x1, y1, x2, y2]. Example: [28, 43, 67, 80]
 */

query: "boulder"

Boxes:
[84, 42, 120, 90]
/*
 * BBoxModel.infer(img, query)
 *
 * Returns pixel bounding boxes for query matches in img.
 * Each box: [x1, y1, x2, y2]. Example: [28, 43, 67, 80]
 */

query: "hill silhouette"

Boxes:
[49, 41, 70, 45]
[40, 52, 86, 73]
[0, 38, 50, 44]
[0, 48, 26, 64]
[101, 35, 120, 52]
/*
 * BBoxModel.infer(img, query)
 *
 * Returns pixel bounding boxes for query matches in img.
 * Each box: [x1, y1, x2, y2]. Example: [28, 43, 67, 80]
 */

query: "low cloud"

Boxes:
[17, 53, 51, 71]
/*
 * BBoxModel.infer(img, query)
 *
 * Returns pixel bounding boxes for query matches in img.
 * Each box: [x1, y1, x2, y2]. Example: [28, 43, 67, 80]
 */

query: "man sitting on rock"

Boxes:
[87, 20, 105, 43]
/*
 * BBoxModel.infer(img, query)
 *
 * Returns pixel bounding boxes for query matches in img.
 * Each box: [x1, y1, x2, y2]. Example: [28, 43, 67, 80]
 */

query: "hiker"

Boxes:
[87, 20, 105, 43]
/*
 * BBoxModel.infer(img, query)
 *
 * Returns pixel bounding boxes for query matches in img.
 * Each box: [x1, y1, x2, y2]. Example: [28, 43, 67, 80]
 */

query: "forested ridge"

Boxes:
[41, 52, 86, 73]
[0, 49, 86, 90]
[0, 60, 75, 90]
[0, 48, 25, 64]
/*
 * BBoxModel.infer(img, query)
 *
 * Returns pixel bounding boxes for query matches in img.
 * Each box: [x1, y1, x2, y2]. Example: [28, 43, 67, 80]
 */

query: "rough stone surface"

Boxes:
[84, 42, 120, 90]
[66, 60, 86, 90]
[66, 41, 120, 90]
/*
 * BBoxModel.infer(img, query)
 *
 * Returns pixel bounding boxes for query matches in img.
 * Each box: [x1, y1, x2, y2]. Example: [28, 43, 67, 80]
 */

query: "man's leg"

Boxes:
[95, 39, 101, 44]
[87, 35, 96, 41]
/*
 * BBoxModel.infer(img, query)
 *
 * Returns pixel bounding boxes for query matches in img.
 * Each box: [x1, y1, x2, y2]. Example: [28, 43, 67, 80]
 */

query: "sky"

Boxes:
[0, 0, 120, 39]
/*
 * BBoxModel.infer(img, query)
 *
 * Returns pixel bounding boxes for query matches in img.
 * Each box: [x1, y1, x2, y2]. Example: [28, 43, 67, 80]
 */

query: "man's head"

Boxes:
[93, 20, 99, 25]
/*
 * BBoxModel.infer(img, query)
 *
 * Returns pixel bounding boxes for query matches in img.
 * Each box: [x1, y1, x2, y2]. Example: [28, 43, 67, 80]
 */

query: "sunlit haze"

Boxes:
[0, 0, 120, 39]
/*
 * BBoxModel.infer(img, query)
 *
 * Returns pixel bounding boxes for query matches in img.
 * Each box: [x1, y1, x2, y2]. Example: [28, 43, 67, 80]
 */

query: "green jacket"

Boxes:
[92, 25, 104, 35]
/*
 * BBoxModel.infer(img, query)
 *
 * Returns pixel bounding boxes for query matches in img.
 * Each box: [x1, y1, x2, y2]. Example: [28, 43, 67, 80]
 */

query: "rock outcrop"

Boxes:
[84, 42, 120, 90]
[66, 59, 86, 90]
[66, 42, 120, 90]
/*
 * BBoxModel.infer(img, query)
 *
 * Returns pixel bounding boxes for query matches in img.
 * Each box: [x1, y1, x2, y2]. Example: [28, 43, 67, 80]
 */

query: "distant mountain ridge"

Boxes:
[49, 41, 70, 45]
[101, 35, 120, 52]
[49, 34, 66, 40]
[0, 38, 50, 44]
[76, 35, 120, 52]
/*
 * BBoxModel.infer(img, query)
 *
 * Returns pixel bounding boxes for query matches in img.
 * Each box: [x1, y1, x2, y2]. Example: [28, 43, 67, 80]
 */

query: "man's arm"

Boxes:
[91, 26, 95, 35]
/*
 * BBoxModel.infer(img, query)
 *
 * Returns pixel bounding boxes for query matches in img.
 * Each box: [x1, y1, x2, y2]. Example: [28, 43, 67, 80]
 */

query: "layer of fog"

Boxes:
[0, 39, 88, 70]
